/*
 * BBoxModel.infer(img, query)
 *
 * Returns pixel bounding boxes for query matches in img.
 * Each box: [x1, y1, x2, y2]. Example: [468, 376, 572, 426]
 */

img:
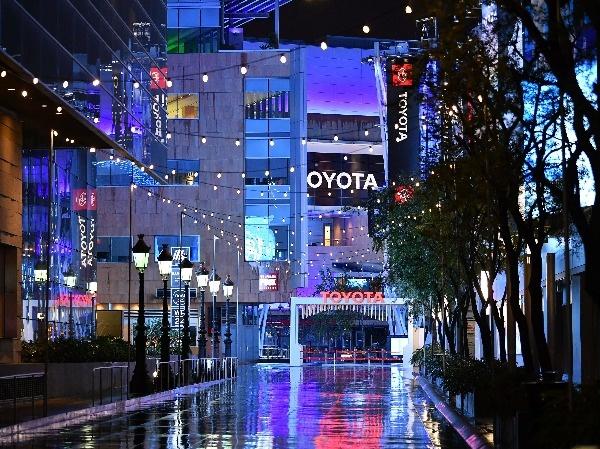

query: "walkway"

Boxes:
[1, 364, 467, 448]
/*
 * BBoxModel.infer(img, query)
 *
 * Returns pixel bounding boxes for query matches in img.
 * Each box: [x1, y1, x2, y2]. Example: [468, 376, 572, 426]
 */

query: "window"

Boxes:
[154, 236, 200, 262]
[97, 237, 131, 263]
[167, 94, 199, 119]
[167, 159, 199, 185]
[324, 225, 332, 247]
[244, 78, 291, 120]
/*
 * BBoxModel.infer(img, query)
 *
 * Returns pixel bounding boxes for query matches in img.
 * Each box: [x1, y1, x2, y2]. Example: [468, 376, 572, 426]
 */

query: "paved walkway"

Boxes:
[1, 364, 467, 448]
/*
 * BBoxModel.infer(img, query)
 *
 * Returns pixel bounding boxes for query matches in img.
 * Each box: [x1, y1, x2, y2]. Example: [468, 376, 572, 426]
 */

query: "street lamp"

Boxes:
[209, 270, 221, 358]
[130, 234, 151, 397]
[87, 281, 97, 337]
[222, 275, 235, 357]
[195, 263, 210, 358]
[63, 266, 76, 338]
[34, 260, 47, 341]
[179, 256, 194, 360]
[157, 244, 173, 382]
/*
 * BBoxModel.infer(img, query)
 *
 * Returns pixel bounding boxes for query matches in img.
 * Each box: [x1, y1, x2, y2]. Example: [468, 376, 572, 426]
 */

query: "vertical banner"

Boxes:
[149, 67, 168, 171]
[386, 57, 420, 180]
[170, 246, 190, 328]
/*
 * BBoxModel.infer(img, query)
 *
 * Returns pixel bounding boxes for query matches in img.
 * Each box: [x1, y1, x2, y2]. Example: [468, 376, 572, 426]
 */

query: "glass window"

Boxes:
[167, 159, 199, 185]
[97, 237, 131, 263]
[167, 93, 199, 119]
[154, 235, 200, 262]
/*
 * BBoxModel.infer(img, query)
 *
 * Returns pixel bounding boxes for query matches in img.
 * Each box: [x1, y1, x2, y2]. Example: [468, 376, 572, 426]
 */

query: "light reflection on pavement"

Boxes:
[2, 364, 467, 448]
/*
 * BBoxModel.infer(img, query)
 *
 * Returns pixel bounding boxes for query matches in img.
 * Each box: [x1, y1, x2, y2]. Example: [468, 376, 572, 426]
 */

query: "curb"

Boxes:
[416, 375, 492, 449]
[0, 379, 228, 443]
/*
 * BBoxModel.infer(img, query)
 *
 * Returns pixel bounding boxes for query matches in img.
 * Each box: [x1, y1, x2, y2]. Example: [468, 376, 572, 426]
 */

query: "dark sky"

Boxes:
[242, 0, 430, 43]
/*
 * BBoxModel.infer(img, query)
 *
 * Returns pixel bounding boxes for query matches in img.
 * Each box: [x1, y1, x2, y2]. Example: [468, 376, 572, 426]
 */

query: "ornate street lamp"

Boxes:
[195, 263, 210, 358]
[63, 266, 76, 338]
[157, 244, 173, 383]
[34, 260, 48, 341]
[222, 275, 235, 357]
[179, 256, 194, 360]
[87, 281, 97, 337]
[130, 234, 151, 397]
[209, 270, 221, 358]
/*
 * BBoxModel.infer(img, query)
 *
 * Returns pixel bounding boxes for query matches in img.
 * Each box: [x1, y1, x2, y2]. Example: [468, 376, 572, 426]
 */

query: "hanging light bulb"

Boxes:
[289, 166, 295, 173]
[269, 138, 275, 147]
[93, 117, 99, 123]
[301, 137, 307, 145]
[280, 54, 287, 64]
[405, 5, 412, 13]
[362, 25, 370, 34]
[62, 80, 69, 88]
[333, 135, 339, 141]
[364, 129, 369, 136]
[133, 81, 140, 89]
[235, 138, 241, 146]
[21, 90, 27, 97]
[166, 78, 173, 88]
[320, 41, 328, 50]
[0, 70, 6, 77]
[201, 136, 207, 144]
[92, 79, 100, 86]
[240, 65, 248, 75]
[202, 73, 208, 83]
[33, 77, 39, 84]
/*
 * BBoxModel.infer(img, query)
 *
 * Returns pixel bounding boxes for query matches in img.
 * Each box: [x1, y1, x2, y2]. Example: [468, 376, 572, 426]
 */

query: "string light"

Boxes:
[133, 81, 140, 89]
[240, 65, 248, 75]
[62, 80, 69, 88]
[320, 41, 328, 50]
[201, 136, 207, 144]
[33, 77, 39, 84]
[202, 73, 208, 83]
[92, 79, 100, 86]
[362, 25, 370, 34]
[280, 54, 287, 64]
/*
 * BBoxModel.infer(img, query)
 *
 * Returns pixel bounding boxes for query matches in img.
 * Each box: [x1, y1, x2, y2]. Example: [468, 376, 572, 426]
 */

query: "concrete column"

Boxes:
[289, 298, 302, 366]
[0, 111, 22, 363]
[571, 275, 582, 383]
[580, 278, 600, 385]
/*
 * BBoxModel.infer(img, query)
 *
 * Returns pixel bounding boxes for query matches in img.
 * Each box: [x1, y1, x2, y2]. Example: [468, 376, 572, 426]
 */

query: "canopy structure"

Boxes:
[289, 295, 414, 366]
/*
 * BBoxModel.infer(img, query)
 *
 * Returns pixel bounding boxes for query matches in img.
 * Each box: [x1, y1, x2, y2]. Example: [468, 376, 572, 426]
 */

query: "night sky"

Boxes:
[243, 0, 429, 43]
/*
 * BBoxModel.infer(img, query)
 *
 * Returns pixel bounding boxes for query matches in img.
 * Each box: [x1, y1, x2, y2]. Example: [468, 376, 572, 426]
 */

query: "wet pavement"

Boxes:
[2, 364, 467, 448]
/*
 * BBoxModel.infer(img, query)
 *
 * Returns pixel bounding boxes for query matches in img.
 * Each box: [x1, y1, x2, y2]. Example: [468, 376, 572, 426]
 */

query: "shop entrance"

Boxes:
[289, 294, 413, 366]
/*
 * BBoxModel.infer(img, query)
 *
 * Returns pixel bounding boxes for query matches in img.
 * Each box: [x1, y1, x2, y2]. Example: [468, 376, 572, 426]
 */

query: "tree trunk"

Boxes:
[528, 245, 553, 373]
[491, 301, 507, 363]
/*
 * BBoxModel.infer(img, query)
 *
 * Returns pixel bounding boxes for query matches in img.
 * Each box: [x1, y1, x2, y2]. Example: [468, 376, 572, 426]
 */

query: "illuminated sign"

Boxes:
[259, 273, 279, 291]
[394, 184, 414, 204]
[56, 294, 92, 307]
[390, 62, 413, 87]
[387, 57, 419, 178]
[78, 215, 95, 269]
[73, 189, 97, 211]
[320, 291, 384, 304]
[307, 171, 378, 190]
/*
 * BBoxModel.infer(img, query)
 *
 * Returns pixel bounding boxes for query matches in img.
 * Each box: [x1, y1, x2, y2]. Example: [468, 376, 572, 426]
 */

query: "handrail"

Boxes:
[0, 372, 46, 426]
[91, 365, 128, 406]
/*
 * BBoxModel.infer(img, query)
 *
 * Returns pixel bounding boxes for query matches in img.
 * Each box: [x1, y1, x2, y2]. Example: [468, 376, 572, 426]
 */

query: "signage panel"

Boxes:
[387, 57, 420, 179]
[259, 273, 279, 291]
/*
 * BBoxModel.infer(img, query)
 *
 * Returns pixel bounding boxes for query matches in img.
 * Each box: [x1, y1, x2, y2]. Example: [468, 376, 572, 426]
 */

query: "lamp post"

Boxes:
[209, 270, 221, 358]
[63, 266, 76, 338]
[222, 275, 234, 357]
[157, 244, 173, 382]
[179, 256, 194, 360]
[195, 263, 209, 358]
[34, 261, 48, 341]
[130, 234, 151, 397]
[88, 281, 97, 338]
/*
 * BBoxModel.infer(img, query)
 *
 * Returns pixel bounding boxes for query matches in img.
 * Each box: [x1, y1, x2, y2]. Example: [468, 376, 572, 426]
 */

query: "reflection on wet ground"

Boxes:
[2, 364, 467, 448]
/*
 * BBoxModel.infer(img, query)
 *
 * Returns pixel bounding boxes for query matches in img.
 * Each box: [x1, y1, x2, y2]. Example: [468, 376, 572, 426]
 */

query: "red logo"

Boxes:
[150, 67, 168, 90]
[391, 63, 413, 87]
[73, 189, 97, 211]
[394, 185, 414, 204]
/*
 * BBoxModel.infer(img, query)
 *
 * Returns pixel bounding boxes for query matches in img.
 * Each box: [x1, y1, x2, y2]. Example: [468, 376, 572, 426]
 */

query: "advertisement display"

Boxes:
[307, 153, 384, 207]
[149, 66, 168, 171]
[386, 57, 420, 179]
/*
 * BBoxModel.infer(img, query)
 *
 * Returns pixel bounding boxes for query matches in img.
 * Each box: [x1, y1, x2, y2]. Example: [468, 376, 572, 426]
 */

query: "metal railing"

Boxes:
[303, 348, 402, 364]
[0, 373, 46, 426]
[91, 365, 128, 406]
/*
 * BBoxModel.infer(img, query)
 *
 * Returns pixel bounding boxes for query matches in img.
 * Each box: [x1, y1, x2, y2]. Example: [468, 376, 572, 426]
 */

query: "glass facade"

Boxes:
[0, 0, 168, 170]
[244, 78, 292, 262]
[167, 3, 220, 54]
[22, 148, 97, 341]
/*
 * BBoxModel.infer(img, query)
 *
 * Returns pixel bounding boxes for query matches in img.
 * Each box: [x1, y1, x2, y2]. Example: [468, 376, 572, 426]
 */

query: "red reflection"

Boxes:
[314, 392, 382, 449]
